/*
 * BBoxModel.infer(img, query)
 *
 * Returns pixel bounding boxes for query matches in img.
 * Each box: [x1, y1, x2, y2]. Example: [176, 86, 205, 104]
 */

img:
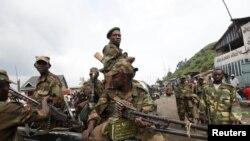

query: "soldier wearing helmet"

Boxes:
[82, 60, 165, 141]
[0, 69, 49, 140]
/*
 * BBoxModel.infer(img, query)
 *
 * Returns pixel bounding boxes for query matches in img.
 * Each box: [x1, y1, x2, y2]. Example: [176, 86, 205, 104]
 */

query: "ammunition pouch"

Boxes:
[108, 117, 137, 141]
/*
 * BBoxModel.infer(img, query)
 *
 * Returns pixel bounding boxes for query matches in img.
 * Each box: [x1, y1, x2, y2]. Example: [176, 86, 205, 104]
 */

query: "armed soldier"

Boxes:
[175, 76, 188, 121]
[75, 67, 104, 126]
[0, 69, 49, 141]
[33, 55, 66, 129]
[193, 76, 207, 124]
[175, 76, 199, 123]
[95, 27, 136, 88]
[202, 68, 242, 124]
[82, 59, 165, 141]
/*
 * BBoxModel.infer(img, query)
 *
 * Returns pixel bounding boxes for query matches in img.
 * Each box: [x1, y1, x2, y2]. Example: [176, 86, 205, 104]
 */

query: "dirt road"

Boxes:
[154, 95, 205, 141]
[154, 95, 250, 141]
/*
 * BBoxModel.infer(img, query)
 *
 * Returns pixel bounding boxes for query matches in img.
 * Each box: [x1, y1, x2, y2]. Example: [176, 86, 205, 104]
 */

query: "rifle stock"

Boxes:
[89, 77, 96, 109]
[94, 52, 103, 63]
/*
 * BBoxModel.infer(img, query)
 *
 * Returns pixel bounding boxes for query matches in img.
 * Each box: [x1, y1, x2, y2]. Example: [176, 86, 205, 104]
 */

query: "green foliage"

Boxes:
[156, 78, 164, 87]
[164, 42, 216, 80]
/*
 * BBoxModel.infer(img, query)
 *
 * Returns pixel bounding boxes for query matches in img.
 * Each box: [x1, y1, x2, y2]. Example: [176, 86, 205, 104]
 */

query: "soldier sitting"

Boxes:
[82, 59, 165, 141]
[32, 55, 66, 129]
[0, 69, 49, 141]
[75, 67, 104, 126]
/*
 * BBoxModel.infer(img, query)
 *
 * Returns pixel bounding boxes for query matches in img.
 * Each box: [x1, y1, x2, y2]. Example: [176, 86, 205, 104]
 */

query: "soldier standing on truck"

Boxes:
[95, 27, 136, 89]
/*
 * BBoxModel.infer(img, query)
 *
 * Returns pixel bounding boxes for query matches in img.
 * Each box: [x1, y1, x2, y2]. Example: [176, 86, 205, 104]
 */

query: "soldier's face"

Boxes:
[35, 61, 50, 74]
[213, 70, 224, 84]
[0, 80, 10, 101]
[110, 30, 121, 46]
[111, 73, 126, 89]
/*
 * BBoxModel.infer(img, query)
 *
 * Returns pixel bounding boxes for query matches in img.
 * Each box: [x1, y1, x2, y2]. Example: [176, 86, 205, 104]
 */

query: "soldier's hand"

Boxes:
[134, 117, 150, 128]
[82, 120, 96, 141]
[82, 129, 90, 141]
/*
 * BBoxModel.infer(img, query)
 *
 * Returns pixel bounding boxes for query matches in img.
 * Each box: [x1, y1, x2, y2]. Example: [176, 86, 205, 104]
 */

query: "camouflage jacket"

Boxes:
[34, 72, 64, 108]
[88, 80, 154, 124]
[0, 101, 47, 141]
[175, 83, 199, 107]
[203, 82, 242, 124]
[175, 83, 193, 99]
[102, 43, 124, 73]
[79, 79, 104, 103]
[193, 84, 205, 99]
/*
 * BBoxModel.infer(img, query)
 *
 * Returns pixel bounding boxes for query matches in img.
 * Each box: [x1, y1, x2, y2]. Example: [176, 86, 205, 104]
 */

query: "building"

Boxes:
[20, 75, 68, 96]
[214, 16, 250, 87]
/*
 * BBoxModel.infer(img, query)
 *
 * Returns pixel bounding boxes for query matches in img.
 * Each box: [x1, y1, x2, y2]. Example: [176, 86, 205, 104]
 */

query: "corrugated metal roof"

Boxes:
[214, 16, 250, 51]
[20, 75, 67, 91]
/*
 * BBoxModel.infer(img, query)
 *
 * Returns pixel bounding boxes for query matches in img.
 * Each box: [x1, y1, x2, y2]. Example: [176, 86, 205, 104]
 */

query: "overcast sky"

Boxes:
[1, 0, 250, 87]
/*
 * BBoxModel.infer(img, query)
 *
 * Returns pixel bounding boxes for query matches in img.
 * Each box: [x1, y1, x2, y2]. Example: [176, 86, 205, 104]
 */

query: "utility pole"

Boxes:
[222, 0, 233, 20]
[15, 65, 20, 91]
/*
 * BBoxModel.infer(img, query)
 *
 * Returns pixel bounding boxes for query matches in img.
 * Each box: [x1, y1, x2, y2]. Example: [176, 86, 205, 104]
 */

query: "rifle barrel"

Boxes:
[9, 88, 80, 125]
[152, 128, 207, 140]
[129, 110, 207, 131]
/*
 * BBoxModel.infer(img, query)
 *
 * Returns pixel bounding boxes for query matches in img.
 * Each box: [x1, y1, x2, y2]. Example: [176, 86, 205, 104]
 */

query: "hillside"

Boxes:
[164, 42, 217, 80]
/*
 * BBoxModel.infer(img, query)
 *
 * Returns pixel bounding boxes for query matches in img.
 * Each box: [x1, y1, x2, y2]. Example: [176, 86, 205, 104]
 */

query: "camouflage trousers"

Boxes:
[177, 99, 185, 121]
[185, 105, 199, 123]
[177, 100, 199, 123]
[89, 121, 165, 141]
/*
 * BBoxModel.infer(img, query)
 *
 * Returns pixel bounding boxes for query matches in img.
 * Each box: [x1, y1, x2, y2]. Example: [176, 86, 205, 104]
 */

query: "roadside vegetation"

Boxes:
[156, 42, 217, 85]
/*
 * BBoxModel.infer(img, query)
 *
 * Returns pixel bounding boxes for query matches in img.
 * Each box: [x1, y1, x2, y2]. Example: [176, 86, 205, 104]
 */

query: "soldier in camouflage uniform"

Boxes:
[76, 67, 104, 125]
[175, 76, 199, 123]
[202, 68, 242, 124]
[101, 27, 136, 88]
[102, 27, 124, 73]
[33, 56, 65, 129]
[193, 76, 207, 124]
[0, 69, 49, 141]
[82, 59, 165, 141]
[175, 76, 188, 121]
[194, 76, 205, 99]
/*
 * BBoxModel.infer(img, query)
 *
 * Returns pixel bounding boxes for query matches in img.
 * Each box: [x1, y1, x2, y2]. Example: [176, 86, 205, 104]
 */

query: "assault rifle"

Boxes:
[9, 88, 80, 125]
[89, 71, 97, 109]
[114, 99, 208, 140]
